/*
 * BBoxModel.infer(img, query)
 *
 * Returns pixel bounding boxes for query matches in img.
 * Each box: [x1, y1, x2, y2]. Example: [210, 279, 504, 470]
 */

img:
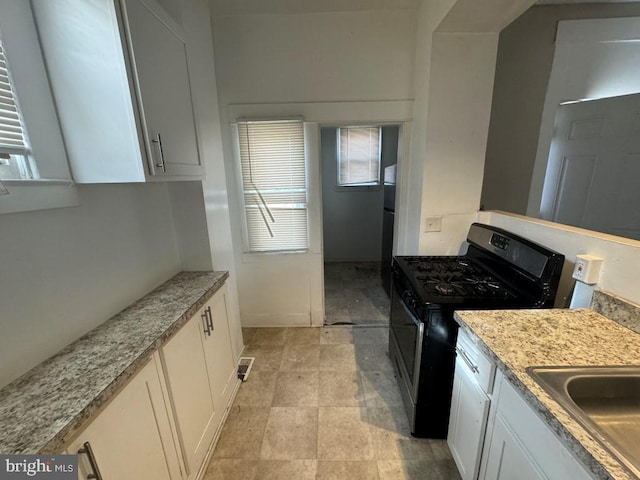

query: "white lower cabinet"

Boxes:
[69, 353, 182, 480]
[200, 285, 236, 431]
[449, 330, 596, 480]
[161, 304, 217, 477]
[65, 283, 238, 480]
[448, 355, 491, 480]
[480, 371, 595, 480]
[160, 283, 237, 479]
[448, 328, 495, 480]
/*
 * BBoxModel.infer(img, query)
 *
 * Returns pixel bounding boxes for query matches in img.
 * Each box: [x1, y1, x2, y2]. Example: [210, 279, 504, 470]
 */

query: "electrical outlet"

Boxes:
[424, 216, 442, 232]
[572, 254, 603, 284]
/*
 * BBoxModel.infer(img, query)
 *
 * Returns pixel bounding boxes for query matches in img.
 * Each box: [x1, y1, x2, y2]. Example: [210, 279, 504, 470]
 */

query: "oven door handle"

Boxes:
[399, 295, 422, 329]
[398, 295, 425, 400]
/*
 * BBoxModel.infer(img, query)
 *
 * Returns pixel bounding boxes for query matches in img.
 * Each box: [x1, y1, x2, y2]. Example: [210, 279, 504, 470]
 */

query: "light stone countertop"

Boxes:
[0, 270, 229, 455]
[454, 305, 640, 480]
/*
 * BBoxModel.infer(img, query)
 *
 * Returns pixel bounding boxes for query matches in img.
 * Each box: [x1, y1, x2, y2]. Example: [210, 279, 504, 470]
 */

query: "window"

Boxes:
[337, 126, 381, 187]
[0, 2, 77, 214]
[237, 119, 308, 253]
[0, 32, 33, 181]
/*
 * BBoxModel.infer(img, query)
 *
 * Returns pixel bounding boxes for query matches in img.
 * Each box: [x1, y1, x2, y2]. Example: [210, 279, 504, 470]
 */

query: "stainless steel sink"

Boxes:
[527, 365, 640, 479]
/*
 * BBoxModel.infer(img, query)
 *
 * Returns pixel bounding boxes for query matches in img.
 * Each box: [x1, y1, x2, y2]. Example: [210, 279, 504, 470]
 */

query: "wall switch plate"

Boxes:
[572, 254, 603, 284]
[424, 216, 442, 232]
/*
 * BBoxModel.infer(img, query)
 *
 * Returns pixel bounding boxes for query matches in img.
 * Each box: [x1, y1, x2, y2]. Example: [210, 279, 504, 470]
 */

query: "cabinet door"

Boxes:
[121, 0, 202, 177]
[448, 356, 491, 480]
[201, 285, 237, 431]
[482, 415, 544, 480]
[68, 355, 181, 480]
[161, 309, 216, 477]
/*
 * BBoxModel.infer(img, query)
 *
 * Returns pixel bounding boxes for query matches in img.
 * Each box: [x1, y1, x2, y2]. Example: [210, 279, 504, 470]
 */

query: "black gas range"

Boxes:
[389, 223, 564, 438]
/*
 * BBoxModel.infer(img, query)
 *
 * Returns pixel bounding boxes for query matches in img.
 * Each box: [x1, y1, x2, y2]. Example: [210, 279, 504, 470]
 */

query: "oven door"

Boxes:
[389, 277, 424, 404]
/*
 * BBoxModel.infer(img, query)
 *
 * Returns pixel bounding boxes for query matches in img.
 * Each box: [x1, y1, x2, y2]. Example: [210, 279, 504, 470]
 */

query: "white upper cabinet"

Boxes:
[31, 0, 203, 183]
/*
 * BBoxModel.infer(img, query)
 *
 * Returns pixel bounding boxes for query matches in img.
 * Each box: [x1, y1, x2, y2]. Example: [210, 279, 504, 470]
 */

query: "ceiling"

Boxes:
[209, 0, 420, 16]
[208, 0, 640, 16]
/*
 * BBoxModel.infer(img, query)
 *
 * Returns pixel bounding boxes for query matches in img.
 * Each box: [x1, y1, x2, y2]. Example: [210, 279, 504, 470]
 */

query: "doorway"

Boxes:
[320, 125, 400, 326]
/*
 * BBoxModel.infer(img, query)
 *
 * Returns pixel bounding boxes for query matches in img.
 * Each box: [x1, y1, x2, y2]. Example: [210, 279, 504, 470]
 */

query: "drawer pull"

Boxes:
[78, 441, 103, 480]
[457, 346, 479, 374]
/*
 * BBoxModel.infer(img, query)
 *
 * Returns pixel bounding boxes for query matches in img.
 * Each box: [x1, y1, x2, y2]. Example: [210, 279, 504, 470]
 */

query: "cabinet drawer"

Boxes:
[456, 328, 496, 394]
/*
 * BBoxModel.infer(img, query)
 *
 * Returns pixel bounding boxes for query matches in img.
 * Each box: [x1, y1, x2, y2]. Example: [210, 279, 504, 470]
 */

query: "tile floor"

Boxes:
[205, 326, 461, 480]
[324, 262, 390, 326]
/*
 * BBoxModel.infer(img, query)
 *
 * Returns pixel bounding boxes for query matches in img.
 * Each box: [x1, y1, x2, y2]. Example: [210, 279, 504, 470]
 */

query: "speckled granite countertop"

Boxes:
[0, 271, 228, 455]
[454, 305, 640, 480]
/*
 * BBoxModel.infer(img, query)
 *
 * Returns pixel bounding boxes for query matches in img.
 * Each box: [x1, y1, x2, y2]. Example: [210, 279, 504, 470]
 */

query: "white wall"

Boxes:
[529, 16, 640, 218]
[408, 0, 534, 256]
[0, 184, 183, 388]
[211, 9, 417, 326]
[183, 0, 244, 358]
[481, 4, 640, 216]
[0, 0, 246, 388]
[479, 211, 640, 307]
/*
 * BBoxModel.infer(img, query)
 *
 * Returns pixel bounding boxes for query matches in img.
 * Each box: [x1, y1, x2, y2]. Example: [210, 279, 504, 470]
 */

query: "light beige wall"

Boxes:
[481, 4, 640, 215]
[418, 32, 499, 254]
[183, 0, 244, 357]
[414, 0, 534, 255]
[210, 9, 417, 326]
[0, 184, 183, 388]
[479, 211, 640, 307]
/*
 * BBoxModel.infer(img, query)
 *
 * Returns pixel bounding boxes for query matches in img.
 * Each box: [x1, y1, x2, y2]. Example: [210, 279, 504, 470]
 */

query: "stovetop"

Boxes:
[394, 255, 523, 308]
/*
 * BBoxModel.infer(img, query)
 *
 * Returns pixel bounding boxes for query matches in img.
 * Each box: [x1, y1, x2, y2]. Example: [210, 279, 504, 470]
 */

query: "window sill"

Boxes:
[334, 184, 382, 192]
[0, 180, 79, 215]
[241, 249, 309, 263]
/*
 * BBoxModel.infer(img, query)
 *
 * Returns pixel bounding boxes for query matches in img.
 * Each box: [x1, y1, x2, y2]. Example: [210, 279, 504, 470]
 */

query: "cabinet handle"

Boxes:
[205, 306, 214, 333]
[78, 441, 103, 480]
[201, 310, 211, 336]
[457, 346, 479, 374]
[152, 133, 166, 173]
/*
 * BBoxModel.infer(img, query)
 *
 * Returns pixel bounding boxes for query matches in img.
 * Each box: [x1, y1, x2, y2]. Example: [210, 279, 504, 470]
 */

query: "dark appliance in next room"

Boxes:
[389, 223, 564, 438]
[381, 164, 397, 297]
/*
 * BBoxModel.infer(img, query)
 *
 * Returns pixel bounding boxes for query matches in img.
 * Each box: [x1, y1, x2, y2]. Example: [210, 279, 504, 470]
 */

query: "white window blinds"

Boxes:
[237, 119, 308, 252]
[338, 126, 381, 186]
[0, 36, 28, 156]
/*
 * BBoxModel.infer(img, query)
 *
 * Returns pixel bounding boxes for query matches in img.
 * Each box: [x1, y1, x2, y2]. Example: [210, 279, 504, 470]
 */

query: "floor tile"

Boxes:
[251, 328, 287, 345]
[353, 327, 389, 345]
[204, 459, 258, 480]
[209, 325, 462, 480]
[318, 370, 364, 407]
[325, 313, 356, 326]
[367, 407, 434, 460]
[255, 460, 317, 480]
[360, 370, 403, 408]
[318, 407, 375, 460]
[323, 262, 390, 327]
[260, 407, 318, 460]
[428, 440, 455, 461]
[233, 371, 278, 407]
[242, 328, 257, 346]
[319, 344, 357, 371]
[321, 327, 354, 344]
[243, 345, 284, 372]
[280, 344, 320, 371]
[285, 327, 321, 344]
[434, 459, 463, 479]
[272, 371, 319, 407]
[377, 459, 445, 480]
[213, 406, 270, 459]
[356, 344, 394, 372]
[316, 460, 380, 480]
